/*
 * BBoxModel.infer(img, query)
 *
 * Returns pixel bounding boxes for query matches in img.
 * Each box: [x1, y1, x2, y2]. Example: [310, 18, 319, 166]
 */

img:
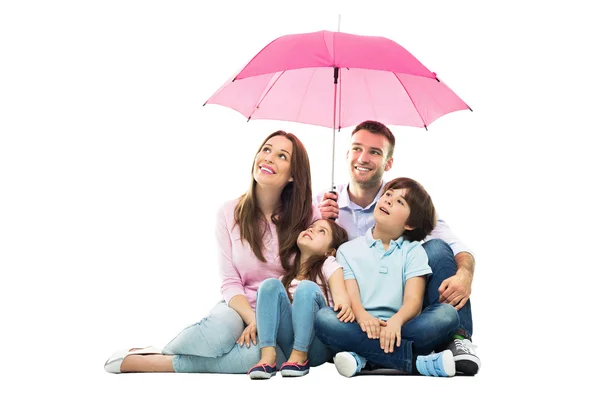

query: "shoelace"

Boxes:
[456, 339, 478, 354]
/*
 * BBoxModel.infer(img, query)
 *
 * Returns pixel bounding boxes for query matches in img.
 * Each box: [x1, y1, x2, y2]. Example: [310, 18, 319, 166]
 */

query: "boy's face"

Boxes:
[346, 129, 393, 188]
[374, 188, 412, 234]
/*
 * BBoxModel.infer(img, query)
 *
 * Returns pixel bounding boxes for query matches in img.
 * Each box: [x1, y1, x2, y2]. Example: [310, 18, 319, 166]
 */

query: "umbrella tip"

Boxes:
[424, 124, 428, 131]
[469, 107, 473, 112]
[247, 116, 251, 122]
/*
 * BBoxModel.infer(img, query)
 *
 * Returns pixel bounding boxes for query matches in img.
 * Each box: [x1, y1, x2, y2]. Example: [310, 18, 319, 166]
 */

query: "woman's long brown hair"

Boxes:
[234, 131, 313, 272]
[280, 220, 349, 305]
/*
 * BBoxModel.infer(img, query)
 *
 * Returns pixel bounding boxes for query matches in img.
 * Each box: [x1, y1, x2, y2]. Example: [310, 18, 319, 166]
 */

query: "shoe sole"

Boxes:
[104, 346, 162, 373]
[456, 359, 480, 376]
[280, 369, 309, 377]
[334, 352, 358, 378]
[454, 353, 480, 376]
[248, 371, 276, 380]
[441, 350, 456, 377]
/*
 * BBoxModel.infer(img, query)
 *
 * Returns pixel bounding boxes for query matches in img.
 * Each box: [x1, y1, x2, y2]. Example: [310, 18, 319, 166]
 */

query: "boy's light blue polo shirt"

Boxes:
[336, 228, 432, 320]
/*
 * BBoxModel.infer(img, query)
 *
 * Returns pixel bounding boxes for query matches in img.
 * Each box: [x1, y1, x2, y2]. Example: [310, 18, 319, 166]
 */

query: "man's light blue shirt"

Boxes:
[336, 229, 432, 320]
[314, 181, 474, 258]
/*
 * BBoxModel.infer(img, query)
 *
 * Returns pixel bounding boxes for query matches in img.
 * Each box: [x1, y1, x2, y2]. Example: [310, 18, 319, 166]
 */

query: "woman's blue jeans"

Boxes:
[162, 301, 286, 373]
[314, 303, 459, 373]
[255, 278, 332, 366]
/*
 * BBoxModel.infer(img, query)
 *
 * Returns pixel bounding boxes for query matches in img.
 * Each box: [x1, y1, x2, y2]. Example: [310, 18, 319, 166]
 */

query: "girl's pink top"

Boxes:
[216, 198, 320, 309]
[281, 256, 342, 306]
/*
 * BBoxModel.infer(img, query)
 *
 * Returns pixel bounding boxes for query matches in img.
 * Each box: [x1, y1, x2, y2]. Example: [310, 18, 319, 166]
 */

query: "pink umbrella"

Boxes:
[204, 30, 471, 189]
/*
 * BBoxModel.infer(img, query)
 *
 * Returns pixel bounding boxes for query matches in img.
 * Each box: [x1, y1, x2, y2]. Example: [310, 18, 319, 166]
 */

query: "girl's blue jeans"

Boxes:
[255, 278, 332, 365]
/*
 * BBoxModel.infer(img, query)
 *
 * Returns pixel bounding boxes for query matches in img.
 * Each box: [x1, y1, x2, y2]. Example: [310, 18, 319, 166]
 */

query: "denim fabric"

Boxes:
[163, 301, 243, 357]
[256, 278, 332, 366]
[163, 301, 286, 373]
[172, 342, 286, 373]
[315, 303, 459, 373]
[422, 239, 473, 338]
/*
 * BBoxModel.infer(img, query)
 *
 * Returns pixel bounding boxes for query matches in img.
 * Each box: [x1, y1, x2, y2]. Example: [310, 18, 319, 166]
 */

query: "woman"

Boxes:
[104, 130, 319, 373]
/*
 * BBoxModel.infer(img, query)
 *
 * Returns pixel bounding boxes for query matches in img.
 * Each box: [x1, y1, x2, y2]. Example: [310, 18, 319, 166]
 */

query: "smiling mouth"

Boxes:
[259, 165, 275, 174]
[379, 207, 389, 215]
[354, 165, 371, 172]
[303, 234, 312, 240]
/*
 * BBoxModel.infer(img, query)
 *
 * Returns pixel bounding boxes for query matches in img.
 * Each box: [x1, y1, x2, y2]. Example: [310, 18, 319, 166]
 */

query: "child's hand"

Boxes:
[355, 312, 387, 339]
[334, 302, 355, 323]
[379, 317, 402, 353]
[237, 320, 257, 348]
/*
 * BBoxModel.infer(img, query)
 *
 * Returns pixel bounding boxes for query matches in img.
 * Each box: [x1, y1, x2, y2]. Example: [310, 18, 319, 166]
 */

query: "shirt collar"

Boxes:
[364, 226, 406, 249]
[339, 180, 387, 211]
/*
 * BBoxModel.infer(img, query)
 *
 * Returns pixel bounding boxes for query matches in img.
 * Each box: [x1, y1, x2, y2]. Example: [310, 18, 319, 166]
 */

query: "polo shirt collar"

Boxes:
[364, 226, 406, 249]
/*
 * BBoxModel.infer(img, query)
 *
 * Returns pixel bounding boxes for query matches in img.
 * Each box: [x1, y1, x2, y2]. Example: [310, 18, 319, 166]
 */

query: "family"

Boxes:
[104, 120, 480, 378]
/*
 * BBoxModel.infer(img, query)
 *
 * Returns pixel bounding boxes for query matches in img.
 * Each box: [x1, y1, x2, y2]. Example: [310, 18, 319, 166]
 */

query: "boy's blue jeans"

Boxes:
[255, 278, 332, 366]
[423, 239, 473, 339]
[314, 303, 459, 373]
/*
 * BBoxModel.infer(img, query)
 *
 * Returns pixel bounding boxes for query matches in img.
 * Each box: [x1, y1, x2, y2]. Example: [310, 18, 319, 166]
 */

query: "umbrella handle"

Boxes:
[327, 189, 337, 221]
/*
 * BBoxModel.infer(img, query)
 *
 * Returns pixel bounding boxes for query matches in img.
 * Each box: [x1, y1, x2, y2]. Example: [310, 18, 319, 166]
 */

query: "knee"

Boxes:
[315, 307, 338, 333]
[294, 280, 321, 298]
[258, 278, 284, 296]
[423, 239, 453, 261]
[437, 303, 460, 330]
[423, 239, 455, 272]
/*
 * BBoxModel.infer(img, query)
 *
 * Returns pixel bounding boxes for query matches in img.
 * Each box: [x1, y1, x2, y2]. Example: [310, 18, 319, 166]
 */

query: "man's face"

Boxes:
[346, 129, 393, 188]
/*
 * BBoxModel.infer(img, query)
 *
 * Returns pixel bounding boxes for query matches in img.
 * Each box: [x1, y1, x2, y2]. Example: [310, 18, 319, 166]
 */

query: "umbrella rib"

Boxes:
[247, 71, 286, 120]
[295, 69, 317, 123]
[392, 72, 428, 129]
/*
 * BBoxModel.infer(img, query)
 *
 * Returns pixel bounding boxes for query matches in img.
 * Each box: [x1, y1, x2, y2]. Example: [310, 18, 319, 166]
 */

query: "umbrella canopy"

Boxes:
[205, 30, 470, 130]
[204, 30, 471, 190]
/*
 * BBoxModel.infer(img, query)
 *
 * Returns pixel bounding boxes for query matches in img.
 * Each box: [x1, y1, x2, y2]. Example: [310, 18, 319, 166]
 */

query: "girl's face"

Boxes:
[297, 220, 334, 256]
[253, 135, 294, 189]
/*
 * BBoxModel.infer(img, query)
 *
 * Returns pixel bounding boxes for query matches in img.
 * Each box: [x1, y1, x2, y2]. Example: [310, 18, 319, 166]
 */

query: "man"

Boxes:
[314, 120, 480, 375]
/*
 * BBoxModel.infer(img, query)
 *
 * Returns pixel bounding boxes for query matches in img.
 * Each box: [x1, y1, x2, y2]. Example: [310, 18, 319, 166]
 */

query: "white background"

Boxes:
[1, 0, 598, 409]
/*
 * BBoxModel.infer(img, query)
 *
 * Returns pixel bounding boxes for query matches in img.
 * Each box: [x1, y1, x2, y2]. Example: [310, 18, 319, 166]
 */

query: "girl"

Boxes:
[247, 218, 353, 379]
[104, 130, 319, 374]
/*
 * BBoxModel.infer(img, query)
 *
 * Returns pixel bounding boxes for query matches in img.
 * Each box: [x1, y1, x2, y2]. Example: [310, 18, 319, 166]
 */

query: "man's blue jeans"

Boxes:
[423, 239, 473, 339]
[255, 278, 332, 366]
[314, 303, 459, 373]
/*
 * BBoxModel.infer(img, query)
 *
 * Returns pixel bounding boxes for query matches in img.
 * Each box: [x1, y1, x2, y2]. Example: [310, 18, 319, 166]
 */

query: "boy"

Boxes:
[314, 177, 460, 377]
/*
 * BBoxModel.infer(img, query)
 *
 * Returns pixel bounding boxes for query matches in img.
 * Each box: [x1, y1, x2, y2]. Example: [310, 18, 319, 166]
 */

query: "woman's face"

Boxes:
[253, 134, 294, 189]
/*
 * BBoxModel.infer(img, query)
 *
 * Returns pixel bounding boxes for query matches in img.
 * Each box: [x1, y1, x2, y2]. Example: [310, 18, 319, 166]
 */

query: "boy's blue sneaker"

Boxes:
[415, 350, 456, 377]
[333, 351, 367, 378]
[280, 359, 310, 377]
[248, 362, 277, 380]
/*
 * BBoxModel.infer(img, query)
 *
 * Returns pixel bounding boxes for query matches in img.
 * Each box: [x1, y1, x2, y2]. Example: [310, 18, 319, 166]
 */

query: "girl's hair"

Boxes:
[382, 177, 436, 242]
[280, 219, 349, 305]
[234, 130, 313, 272]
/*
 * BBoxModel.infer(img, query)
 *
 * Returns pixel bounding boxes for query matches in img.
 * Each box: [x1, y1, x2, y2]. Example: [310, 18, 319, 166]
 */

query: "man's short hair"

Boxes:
[351, 120, 396, 159]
